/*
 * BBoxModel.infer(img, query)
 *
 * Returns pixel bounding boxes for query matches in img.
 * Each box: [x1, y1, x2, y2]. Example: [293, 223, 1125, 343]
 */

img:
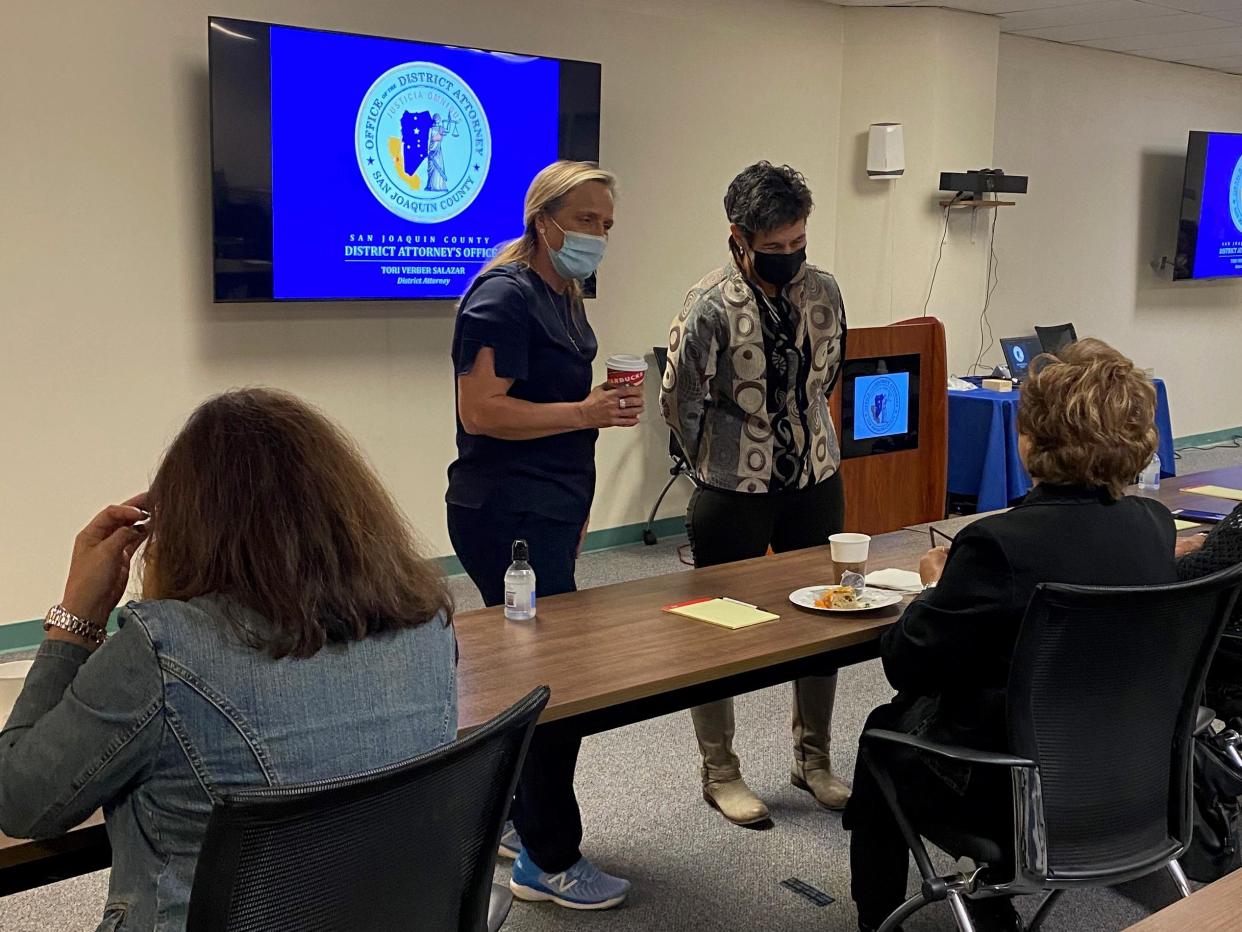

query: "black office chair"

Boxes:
[860, 563, 1242, 932]
[642, 345, 696, 546]
[185, 686, 550, 932]
[1034, 323, 1077, 355]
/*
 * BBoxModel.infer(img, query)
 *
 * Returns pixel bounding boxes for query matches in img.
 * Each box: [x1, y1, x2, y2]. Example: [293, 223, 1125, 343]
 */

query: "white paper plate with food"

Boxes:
[789, 585, 904, 613]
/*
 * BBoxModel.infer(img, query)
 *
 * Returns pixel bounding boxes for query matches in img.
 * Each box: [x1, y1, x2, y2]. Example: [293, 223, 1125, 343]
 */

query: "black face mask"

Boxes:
[751, 246, 806, 288]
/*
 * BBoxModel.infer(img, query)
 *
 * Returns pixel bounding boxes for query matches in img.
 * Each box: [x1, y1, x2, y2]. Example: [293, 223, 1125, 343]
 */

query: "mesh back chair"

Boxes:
[185, 686, 550, 932]
[642, 345, 695, 546]
[860, 564, 1242, 932]
[1034, 323, 1077, 355]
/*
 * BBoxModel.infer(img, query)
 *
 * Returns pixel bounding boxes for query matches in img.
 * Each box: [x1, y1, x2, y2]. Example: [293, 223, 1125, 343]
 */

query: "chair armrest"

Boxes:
[1196, 706, 1217, 736]
[862, 729, 1036, 769]
[487, 883, 513, 932]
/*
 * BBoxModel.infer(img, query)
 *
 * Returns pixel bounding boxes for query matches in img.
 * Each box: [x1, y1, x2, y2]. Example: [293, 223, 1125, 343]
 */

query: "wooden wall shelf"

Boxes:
[939, 199, 1016, 209]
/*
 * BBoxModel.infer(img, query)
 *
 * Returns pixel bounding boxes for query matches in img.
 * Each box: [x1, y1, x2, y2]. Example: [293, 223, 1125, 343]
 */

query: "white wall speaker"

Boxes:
[867, 123, 905, 180]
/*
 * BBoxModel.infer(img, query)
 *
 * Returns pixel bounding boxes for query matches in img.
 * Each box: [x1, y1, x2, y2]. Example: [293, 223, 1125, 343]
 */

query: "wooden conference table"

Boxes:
[1125, 867, 1242, 930]
[3, 466, 1241, 896]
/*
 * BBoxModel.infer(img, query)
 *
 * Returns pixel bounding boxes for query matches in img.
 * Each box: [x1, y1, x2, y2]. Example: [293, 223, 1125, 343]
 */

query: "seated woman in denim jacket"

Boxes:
[0, 389, 458, 932]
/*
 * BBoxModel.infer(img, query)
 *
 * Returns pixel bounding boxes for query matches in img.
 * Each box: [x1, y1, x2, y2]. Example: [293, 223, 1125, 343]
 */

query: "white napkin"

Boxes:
[865, 568, 924, 594]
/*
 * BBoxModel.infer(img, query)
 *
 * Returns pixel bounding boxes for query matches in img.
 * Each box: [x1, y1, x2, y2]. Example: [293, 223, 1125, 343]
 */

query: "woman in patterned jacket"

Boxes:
[660, 162, 849, 826]
[1177, 502, 1242, 719]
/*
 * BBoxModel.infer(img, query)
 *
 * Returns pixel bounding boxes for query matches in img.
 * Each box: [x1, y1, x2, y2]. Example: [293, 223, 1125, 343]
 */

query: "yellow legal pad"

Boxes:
[1174, 519, 1201, 531]
[1184, 485, 1242, 502]
[663, 598, 780, 630]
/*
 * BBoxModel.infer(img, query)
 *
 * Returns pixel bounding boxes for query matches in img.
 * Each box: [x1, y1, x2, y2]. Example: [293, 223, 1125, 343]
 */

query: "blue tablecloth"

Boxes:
[947, 378, 1175, 513]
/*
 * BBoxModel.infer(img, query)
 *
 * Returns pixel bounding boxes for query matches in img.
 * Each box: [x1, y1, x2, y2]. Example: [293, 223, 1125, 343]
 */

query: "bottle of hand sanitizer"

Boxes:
[504, 539, 536, 622]
[1138, 452, 1162, 492]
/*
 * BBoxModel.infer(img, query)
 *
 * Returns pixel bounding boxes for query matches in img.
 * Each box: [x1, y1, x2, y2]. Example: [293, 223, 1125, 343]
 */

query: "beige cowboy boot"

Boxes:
[791, 674, 851, 810]
[691, 698, 770, 825]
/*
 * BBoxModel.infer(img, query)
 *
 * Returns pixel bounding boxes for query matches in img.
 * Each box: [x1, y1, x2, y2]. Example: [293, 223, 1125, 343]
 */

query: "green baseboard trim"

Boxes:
[0, 620, 45, 657]
[433, 515, 686, 578]
[0, 612, 121, 659]
[3, 518, 690, 650]
[583, 515, 686, 553]
[436, 555, 465, 577]
[1174, 427, 1242, 451]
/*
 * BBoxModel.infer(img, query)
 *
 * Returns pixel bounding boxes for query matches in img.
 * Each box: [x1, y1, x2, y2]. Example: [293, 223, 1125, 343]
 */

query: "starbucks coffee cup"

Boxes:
[606, 354, 648, 387]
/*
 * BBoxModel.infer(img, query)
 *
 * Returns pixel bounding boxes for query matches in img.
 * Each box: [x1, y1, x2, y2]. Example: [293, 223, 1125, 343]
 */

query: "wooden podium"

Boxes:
[829, 317, 948, 535]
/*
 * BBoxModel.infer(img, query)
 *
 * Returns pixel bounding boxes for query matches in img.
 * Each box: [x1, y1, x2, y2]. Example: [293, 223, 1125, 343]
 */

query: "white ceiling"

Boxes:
[831, 0, 1242, 74]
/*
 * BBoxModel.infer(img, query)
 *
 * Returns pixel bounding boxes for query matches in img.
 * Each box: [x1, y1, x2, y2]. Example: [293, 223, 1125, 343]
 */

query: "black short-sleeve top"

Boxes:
[447, 263, 599, 524]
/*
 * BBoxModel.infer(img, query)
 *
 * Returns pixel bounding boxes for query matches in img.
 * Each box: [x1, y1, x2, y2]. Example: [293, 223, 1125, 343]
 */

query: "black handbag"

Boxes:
[1182, 720, 1242, 883]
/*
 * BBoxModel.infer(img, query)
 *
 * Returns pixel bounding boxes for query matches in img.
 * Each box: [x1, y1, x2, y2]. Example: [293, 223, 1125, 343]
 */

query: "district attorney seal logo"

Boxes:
[1230, 155, 1242, 234]
[861, 376, 902, 438]
[355, 62, 492, 223]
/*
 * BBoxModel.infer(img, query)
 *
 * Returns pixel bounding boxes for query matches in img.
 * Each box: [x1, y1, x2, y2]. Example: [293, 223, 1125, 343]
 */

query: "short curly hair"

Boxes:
[724, 162, 814, 238]
[1016, 338, 1157, 500]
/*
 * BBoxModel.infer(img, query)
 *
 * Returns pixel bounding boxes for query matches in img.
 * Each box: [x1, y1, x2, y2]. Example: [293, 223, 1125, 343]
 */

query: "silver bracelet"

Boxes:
[44, 604, 107, 646]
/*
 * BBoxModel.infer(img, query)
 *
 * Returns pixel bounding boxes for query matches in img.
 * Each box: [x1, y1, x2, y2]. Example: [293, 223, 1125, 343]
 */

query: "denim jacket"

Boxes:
[0, 595, 458, 932]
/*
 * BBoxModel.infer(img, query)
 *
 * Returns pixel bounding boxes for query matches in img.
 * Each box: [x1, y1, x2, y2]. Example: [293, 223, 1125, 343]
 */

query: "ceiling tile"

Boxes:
[999, 0, 1175, 32]
[1009, 11, 1220, 39]
[1079, 21, 1242, 48]
[1176, 53, 1242, 65]
[845, 0, 1242, 76]
[1141, 0, 1242, 13]
[912, 0, 1096, 12]
[1132, 37, 1242, 56]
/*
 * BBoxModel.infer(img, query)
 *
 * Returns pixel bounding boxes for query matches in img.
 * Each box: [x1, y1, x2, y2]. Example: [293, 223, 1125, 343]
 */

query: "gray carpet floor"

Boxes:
[3, 441, 1241, 931]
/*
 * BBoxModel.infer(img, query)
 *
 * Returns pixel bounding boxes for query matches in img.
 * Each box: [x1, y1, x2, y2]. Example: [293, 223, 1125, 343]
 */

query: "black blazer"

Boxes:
[882, 484, 1178, 751]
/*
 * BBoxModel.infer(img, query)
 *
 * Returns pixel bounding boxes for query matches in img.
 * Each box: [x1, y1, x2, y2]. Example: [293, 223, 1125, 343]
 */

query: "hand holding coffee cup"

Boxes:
[578, 354, 647, 430]
[830, 532, 871, 587]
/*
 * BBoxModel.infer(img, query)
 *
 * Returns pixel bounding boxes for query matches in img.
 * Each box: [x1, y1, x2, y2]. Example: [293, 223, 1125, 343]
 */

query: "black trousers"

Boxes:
[844, 698, 1015, 929]
[447, 503, 585, 873]
[686, 471, 847, 567]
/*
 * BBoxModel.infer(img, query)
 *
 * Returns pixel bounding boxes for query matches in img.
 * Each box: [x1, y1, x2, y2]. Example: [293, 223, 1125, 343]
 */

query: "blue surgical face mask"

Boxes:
[543, 217, 607, 280]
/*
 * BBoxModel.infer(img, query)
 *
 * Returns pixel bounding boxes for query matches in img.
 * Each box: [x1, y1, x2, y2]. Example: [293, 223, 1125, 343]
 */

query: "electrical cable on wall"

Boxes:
[920, 197, 957, 317]
[971, 210, 1001, 374]
[886, 181, 897, 322]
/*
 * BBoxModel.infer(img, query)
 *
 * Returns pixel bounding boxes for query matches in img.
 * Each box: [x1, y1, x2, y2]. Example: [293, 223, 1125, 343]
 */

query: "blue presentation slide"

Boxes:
[853, 372, 910, 441]
[1192, 132, 1242, 279]
[269, 27, 561, 299]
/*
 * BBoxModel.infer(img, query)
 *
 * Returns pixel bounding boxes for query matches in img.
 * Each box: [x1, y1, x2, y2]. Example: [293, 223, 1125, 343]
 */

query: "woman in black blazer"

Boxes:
[846, 339, 1178, 932]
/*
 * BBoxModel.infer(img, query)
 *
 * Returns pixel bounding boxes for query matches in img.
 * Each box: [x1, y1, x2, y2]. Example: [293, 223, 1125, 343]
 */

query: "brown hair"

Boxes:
[143, 388, 452, 658]
[1016, 338, 1158, 500]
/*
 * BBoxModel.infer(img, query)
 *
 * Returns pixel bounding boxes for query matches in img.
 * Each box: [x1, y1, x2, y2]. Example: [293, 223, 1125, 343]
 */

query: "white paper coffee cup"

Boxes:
[606, 354, 649, 386]
[829, 533, 871, 563]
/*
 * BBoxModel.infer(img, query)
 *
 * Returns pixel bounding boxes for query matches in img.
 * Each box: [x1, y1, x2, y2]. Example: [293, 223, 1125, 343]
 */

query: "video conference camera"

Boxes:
[939, 168, 1029, 200]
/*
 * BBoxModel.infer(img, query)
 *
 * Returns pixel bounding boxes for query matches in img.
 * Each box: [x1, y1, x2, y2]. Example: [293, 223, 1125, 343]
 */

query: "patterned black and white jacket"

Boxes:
[659, 256, 846, 493]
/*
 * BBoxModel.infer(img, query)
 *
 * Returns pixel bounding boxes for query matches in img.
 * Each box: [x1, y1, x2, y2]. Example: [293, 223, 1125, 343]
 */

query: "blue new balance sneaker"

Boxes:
[509, 850, 631, 910]
[497, 820, 521, 860]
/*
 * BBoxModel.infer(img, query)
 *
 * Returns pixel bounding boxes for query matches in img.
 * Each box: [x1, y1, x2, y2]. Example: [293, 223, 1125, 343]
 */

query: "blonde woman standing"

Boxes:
[446, 161, 638, 910]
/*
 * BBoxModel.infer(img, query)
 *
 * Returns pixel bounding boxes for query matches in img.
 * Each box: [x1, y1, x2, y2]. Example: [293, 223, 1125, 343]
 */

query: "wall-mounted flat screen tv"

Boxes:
[1174, 130, 1242, 281]
[209, 17, 601, 301]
